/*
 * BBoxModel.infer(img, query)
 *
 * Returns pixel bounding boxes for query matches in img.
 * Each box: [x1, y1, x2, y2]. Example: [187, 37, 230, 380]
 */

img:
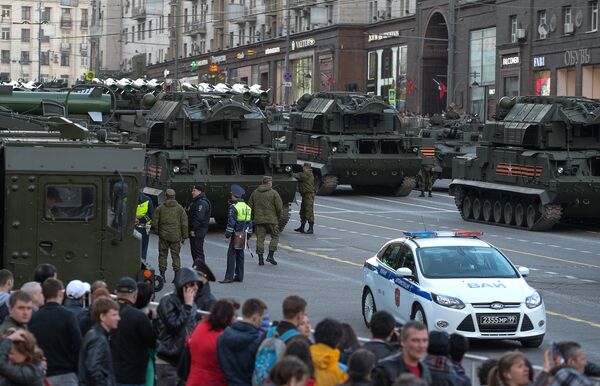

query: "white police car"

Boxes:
[361, 231, 546, 347]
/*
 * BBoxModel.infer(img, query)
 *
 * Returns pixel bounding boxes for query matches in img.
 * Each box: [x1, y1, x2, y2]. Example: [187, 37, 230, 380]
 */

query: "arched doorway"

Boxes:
[422, 12, 448, 115]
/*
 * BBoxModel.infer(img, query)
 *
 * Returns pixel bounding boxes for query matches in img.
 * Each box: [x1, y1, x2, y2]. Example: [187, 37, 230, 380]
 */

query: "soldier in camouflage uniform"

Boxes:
[154, 189, 188, 278]
[419, 165, 434, 197]
[247, 176, 283, 266]
[294, 163, 315, 234]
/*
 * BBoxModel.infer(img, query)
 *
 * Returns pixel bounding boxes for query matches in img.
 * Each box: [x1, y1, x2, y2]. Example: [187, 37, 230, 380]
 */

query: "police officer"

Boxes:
[419, 165, 434, 197]
[136, 188, 155, 261]
[293, 163, 315, 234]
[154, 189, 188, 279]
[186, 185, 211, 267]
[248, 176, 283, 266]
[220, 184, 252, 284]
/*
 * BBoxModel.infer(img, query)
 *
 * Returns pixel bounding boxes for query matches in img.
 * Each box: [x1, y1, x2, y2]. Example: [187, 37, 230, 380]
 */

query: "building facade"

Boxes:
[0, 0, 90, 84]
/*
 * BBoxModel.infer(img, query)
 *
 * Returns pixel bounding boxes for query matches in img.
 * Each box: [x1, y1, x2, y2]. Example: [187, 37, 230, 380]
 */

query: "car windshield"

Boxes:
[417, 246, 519, 279]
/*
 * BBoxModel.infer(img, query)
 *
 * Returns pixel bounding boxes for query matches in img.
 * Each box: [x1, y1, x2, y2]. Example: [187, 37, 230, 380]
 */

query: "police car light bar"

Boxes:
[403, 231, 484, 238]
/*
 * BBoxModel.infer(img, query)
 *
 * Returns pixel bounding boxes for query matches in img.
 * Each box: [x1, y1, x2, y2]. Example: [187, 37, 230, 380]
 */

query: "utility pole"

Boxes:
[174, 0, 181, 90]
[446, 0, 455, 108]
[37, 1, 42, 82]
[283, 0, 291, 107]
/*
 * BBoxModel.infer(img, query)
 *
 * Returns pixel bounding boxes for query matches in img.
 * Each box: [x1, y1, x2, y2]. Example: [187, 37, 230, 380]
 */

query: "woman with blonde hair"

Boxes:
[488, 351, 533, 386]
[0, 328, 45, 385]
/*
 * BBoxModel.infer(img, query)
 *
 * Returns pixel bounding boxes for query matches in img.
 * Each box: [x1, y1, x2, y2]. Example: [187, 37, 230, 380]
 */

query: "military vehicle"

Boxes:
[0, 85, 148, 288]
[422, 113, 482, 181]
[137, 83, 297, 230]
[450, 96, 600, 230]
[286, 92, 435, 196]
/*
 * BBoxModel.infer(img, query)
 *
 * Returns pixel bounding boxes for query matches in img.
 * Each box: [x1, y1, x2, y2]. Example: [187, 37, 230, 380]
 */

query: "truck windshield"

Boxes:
[45, 186, 95, 221]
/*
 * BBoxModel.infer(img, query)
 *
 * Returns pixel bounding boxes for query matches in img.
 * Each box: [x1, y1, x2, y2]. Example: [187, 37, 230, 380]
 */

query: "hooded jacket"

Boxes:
[310, 343, 348, 386]
[247, 184, 283, 225]
[217, 321, 262, 386]
[154, 199, 188, 242]
[156, 268, 200, 366]
[0, 339, 45, 386]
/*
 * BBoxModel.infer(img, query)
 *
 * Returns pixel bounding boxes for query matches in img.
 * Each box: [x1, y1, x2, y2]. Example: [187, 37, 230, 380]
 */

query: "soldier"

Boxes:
[136, 188, 154, 261]
[248, 176, 283, 266]
[154, 189, 188, 279]
[220, 184, 253, 284]
[186, 185, 212, 267]
[293, 163, 315, 234]
[419, 165, 434, 197]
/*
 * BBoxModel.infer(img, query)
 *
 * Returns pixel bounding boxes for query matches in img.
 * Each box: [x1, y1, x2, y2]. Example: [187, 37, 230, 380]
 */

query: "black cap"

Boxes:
[116, 276, 138, 293]
[192, 185, 205, 192]
[194, 260, 216, 282]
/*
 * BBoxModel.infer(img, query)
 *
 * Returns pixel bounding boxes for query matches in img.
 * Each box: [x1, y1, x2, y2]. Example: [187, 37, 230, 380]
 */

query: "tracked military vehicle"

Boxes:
[0, 86, 147, 288]
[287, 92, 434, 196]
[139, 83, 297, 230]
[450, 96, 600, 230]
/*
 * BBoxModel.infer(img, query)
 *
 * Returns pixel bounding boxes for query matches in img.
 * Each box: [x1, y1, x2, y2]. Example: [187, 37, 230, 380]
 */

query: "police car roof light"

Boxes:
[403, 231, 437, 238]
[454, 231, 484, 237]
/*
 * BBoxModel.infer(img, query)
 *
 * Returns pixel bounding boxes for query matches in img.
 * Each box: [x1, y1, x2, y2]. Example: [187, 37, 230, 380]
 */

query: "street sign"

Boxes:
[282, 81, 292, 87]
[283, 72, 292, 82]
[85, 70, 96, 81]
[388, 88, 396, 104]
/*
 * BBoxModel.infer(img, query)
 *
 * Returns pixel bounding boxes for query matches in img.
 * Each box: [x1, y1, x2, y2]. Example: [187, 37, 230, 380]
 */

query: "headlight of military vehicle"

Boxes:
[285, 166, 292, 172]
[526, 291, 542, 309]
[172, 165, 180, 173]
[432, 293, 465, 309]
[413, 147, 419, 153]
[557, 167, 564, 174]
[331, 147, 338, 153]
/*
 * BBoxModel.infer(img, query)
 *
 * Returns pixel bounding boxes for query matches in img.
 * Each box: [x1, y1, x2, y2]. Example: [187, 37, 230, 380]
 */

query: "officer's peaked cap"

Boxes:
[230, 184, 245, 196]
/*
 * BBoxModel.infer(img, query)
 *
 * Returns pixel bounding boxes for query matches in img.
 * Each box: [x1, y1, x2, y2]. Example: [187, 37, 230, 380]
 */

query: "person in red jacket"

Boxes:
[186, 299, 239, 386]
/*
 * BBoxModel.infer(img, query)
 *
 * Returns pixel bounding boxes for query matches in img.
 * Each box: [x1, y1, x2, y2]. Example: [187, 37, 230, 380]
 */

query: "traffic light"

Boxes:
[191, 61, 198, 70]
[210, 65, 218, 72]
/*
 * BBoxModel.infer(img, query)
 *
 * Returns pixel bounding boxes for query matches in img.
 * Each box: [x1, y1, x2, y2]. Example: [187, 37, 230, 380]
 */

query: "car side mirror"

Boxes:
[396, 267, 413, 277]
[518, 266, 530, 277]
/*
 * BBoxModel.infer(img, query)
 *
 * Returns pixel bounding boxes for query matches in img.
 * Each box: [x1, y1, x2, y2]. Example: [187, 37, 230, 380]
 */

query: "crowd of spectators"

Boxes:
[0, 264, 598, 386]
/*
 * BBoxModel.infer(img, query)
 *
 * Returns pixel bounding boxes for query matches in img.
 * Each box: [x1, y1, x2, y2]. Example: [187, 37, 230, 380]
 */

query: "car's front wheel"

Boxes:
[520, 335, 544, 348]
[411, 304, 428, 328]
[362, 287, 377, 328]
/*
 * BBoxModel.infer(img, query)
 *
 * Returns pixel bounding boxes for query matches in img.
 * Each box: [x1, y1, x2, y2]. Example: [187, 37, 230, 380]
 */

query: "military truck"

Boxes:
[287, 92, 435, 196]
[450, 96, 600, 230]
[0, 88, 147, 287]
[137, 85, 297, 230]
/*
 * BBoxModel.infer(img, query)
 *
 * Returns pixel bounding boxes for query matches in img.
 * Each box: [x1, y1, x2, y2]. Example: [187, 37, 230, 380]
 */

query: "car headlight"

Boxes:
[172, 165, 180, 173]
[285, 166, 292, 172]
[432, 293, 465, 309]
[413, 147, 419, 153]
[526, 291, 542, 309]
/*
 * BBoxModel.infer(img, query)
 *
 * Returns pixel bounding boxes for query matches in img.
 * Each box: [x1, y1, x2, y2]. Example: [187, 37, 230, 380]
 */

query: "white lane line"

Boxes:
[362, 196, 458, 212]
[546, 271, 559, 275]
[565, 275, 578, 279]
[581, 251, 592, 254]
[518, 239, 528, 242]
[549, 245, 560, 248]
[533, 241, 544, 245]
[581, 279, 597, 283]
[529, 268, 540, 271]
[565, 248, 576, 251]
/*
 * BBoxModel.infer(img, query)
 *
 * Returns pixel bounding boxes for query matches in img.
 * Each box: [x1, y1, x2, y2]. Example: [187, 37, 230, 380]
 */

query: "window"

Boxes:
[367, 51, 377, 80]
[148, 53, 151, 64]
[137, 24, 141, 40]
[591, 2, 599, 32]
[149, 20, 152, 38]
[60, 52, 69, 66]
[564, 6, 572, 33]
[1, 50, 9, 64]
[510, 15, 517, 42]
[1, 28, 10, 40]
[81, 9, 88, 27]
[41, 7, 51, 22]
[21, 6, 31, 21]
[538, 10, 547, 39]
[583, 65, 600, 98]
[381, 48, 393, 78]
[131, 26, 135, 42]
[20, 51, 30, 64]
[40, 51, 49, 65]
[504, 76, 519, 97]
[379, 243, 402, 269]
[1, 6, 10, 18]
[534, 70, 551, 96]
[45, 186, 96, 221]
[557, 68, 576, 96]
[21, 28, 30, 42]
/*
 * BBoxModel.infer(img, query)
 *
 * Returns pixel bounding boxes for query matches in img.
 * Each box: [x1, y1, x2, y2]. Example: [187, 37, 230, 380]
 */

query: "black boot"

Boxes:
[159, 270, 165, 279]
[306, 223, 314, 234]
[419, 191, 425, 197]
[258, 253, 264, 266]
[294, 222, 306, 233]
[266, 250, 278, 265]
[428, 191, 433, 197]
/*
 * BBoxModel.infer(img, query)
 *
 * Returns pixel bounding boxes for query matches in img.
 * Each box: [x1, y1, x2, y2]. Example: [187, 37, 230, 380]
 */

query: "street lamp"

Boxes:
[471, 71, 480, 87]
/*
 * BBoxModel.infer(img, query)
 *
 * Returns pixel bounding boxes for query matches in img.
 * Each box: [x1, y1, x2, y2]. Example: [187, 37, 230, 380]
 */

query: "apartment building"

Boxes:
[0, 0, 89, 84]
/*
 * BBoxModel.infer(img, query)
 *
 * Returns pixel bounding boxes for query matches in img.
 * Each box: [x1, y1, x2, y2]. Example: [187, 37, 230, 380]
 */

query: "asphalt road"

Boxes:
[147, 183, 600, 367]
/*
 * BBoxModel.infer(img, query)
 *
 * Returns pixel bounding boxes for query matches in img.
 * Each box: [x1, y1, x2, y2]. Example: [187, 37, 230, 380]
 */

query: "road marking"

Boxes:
[581, 279, 596, 283]
[581, 251, 592, 254]
[361, 196, 457, 213]
[500, 248, 600, 269]
[547, 310, 600, 328]
[548, 245, 560, 248]
[565, 247, 576, 251]
[565, 275, 577, 279]
[279, 244, 363, 267]
[546, 272, 558, 275]
[315, 214, 408, 233]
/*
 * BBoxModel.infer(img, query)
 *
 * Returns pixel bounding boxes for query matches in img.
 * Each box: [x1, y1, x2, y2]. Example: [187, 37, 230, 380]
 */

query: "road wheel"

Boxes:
[411, 304, 428, 329]
[362, 288, 377, 328]
[526, 204, 539, 229]
[472, 198, 482, 220]
[462, 196, 473, 219]
[520, 335, 544, 348]
[154, 273, 165, 293]
[482, 199, 493, 222]
[515, 202, 525, 227]
[316, 175, 338, 196]
[503, 201, 514, 225]
[493, 200, 503, 223]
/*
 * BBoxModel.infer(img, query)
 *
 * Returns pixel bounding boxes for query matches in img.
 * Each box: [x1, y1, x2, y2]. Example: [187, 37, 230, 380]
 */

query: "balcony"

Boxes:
[60, 42, 71, 51]
[265, 0, 278, 15]
[132, 6, 146, 20]
[60, 17, 73, 28]
[184, 20, 207, 35]
[289, 0, 315, 9]
[60, 0, 79, 6]
[236, 7, 257, 24]
[40, 35, 50, 43]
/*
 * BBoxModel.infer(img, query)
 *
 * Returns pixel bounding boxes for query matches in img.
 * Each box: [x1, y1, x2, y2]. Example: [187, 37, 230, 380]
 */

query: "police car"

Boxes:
[361, 231, 546, 347]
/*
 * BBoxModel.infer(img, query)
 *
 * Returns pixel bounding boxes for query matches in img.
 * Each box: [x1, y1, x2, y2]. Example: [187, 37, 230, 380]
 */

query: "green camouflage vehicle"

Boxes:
[135, 84, 297, 230]
[450, 96, 600, 230]
[287, 92, 434, 196]
[0, 86, 147, 287]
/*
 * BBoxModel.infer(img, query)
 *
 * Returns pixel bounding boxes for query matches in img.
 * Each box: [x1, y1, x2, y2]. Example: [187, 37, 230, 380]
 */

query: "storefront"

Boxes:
[532, 56, 551, 96]
[499, 51, 521, 98]
[468, 27, 496, 120]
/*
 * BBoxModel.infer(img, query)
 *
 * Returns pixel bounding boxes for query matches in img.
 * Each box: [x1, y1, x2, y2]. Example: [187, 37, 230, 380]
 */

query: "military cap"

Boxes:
[166, 188, 176, 197]
[192, 185, 205, 192]
[230, 184, 245, 197]
[194, 260, 216, 282]
[262, 175, 273, 183]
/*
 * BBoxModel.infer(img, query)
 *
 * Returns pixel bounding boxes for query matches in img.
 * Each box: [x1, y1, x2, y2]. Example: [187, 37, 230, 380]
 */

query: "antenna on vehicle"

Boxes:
[421, 215, 427, 231]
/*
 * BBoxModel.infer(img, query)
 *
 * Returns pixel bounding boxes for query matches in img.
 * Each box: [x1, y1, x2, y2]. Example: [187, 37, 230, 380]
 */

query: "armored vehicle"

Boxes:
[287, 92, 435, 196]
[0, 89, 146, 287]
[139, 85, 297, 230]
[450, 96, 600, 230]
[422, 113, 482, 181]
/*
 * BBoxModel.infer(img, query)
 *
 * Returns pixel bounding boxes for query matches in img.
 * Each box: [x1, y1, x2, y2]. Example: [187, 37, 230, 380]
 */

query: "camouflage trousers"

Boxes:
[420, 171, 433, 192]
[254, 223, 279, 255]
[158, 238, 181, 273]
[299, 193, 315, 223]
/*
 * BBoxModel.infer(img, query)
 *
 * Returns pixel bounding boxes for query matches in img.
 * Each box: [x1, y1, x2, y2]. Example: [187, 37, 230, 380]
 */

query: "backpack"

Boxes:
[252, 326, 300, 386]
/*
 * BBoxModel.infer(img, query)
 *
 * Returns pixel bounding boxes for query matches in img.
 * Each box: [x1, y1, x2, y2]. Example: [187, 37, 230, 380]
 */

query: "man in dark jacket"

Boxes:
[155, 267, 199, 385]
[193, 260, 217, 312]
[154, 188, 188, 279]
[79, 297, 120, 386]
[293, 162, 315, 234]
[363, 311, 399, 361]
[218, 298, 267, 385]
[372, 320, 432, 386]
[449, 333, 471, 386]
[136, 188, 155, 261]
[110, 277, 157, 386]
[424, 331, 458, 386]
[29, 279, 81, 386]
[220, 184, 253, 283]
[187, 185, 212, 267]
[248, 176, 283, 266]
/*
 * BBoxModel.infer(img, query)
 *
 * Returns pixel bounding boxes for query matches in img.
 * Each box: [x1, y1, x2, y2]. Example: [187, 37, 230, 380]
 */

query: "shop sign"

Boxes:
[368, 30, 400, 42]
[533, 56, 545, 68]
[236, 52, 245, 59]
[197, 59, 208, 66]
[564, 48, 591, 66]
[265, 47, 281, 55]
[211, 55, 226, 64]
[291, 38, 316, 51]
[502, 55, 520, 67]
[488, 88, 496, 96]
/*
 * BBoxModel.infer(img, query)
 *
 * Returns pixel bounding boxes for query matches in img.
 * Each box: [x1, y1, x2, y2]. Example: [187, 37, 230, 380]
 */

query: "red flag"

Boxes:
[439, 81, 447, 99]
[407, 79, 414, 95]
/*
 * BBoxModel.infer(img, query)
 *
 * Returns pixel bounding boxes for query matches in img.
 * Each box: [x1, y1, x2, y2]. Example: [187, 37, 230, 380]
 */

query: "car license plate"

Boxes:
[479, 315, 518, 325]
